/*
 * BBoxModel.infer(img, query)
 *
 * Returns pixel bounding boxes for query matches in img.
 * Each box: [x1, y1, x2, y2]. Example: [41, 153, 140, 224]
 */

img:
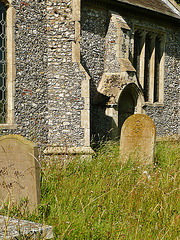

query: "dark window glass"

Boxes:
[144, 34, 151, 102]
[154, 37, 161, 102]
[133, 31, 141, 80]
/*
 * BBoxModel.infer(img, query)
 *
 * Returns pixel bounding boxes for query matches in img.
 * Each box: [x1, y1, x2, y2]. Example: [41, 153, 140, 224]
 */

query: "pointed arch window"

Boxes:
[133, 27, 165, 105]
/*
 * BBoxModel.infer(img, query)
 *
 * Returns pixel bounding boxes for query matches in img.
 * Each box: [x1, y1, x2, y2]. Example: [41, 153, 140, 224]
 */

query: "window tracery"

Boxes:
[133, 27, 165, 104]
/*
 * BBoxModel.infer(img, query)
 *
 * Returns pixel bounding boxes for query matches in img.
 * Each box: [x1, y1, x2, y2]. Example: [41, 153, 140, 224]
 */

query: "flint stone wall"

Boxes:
[80, 6, 180, 140]
[0, 1, 179, 152]
[0, 0, 48, 153]
[0, 0, 86, 154]
[145, 31, 180, 136]
[45, 0, 85, 148]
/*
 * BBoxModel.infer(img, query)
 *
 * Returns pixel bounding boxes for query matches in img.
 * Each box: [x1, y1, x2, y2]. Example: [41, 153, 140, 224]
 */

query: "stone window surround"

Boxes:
[0, 0, 16, 129]
[133, 25, 166, 106]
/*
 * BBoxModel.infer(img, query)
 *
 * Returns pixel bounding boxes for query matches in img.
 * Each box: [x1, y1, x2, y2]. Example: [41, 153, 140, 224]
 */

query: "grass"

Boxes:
[1, 140, 180, 239]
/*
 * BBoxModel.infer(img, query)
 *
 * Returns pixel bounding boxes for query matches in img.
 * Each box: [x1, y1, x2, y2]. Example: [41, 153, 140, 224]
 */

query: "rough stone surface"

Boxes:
[0, 0, 179, 152]
[46, 0, 85, 148]
[0, 215, 53, 239]
[120, 114, 156, 164]
[0, 0, 87, 155]
[145, 31, 180, 136]
[0, 0, 49, 156]
[81, 4, 180, 141]
[81, 8, 120, 140]
[0, 135, 40, 211]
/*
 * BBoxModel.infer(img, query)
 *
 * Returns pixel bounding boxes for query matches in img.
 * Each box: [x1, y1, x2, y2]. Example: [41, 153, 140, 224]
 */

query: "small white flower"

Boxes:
[143, 171, 151, 179]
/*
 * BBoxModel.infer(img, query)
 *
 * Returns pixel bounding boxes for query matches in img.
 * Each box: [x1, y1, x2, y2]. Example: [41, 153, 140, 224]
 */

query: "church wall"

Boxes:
[0, 0, 89, 155]
[145, 31, 180, 137]
[81, 8, 128, 141]
[81, 8, 111, 140]
[0, 0, 49, 152]
[46, 0, 86, 148]
[129, 16, 180, 137]
[81, 5, 180, 141]
[0, 1, 179, 154]
[131, 16, 180, 137]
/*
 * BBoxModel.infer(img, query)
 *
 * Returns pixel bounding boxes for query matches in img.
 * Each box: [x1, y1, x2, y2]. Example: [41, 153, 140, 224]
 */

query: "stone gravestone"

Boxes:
[0, 135, 40, 211]
[120, 114, 156, 165]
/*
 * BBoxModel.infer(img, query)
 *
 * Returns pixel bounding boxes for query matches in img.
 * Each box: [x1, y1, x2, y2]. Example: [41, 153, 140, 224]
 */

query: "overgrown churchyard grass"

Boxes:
[1, 141, 179, 239]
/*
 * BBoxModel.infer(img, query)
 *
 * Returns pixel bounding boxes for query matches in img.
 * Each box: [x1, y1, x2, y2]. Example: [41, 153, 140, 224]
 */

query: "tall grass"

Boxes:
[1, 141, 179, 239]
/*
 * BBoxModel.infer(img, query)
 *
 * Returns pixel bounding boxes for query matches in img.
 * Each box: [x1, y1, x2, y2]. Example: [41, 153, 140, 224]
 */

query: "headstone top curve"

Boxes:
[0, 134, 37, 148]
[0, 134, 40, 211]
[122, 114, 156, 128]
[120, 114, 156, 165]
[121, 114, 156, 137]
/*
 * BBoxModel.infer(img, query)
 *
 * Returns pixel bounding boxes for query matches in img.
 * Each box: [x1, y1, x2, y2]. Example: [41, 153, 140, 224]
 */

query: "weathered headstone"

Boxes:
[0, 135, 40, 211]
[120, 114, 156, 165]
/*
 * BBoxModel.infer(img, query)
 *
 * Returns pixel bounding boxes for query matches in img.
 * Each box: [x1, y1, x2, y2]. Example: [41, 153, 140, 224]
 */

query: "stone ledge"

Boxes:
[156, 135, 180, 142]
[0, 215, 53, 239]
[0, 124, 17, 129]
[143, 102, 164, 107]
[44, 146, 95, 155]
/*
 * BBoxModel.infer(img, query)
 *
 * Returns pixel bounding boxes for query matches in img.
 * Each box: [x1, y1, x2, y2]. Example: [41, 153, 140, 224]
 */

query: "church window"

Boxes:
[144, 33, 151, 102]
[0, 1, 15, 128]
[154, 36, 162, 102]
[133, 27, 165, 104]
[133, 31, 141, 80]
[0, 1, 6, 124]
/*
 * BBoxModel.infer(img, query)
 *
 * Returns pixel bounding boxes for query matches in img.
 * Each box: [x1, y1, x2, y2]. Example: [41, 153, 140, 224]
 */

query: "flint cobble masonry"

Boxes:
[46, 0, 85, 147]
[0, 0, 87, 155]
[0, 0, 48, 154]
[0, 0, 179, 155]
[81, 4, 180, 140]
[144, 31, 180, 136]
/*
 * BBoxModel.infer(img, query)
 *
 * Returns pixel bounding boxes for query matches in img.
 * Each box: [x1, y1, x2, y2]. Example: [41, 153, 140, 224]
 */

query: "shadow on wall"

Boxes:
[91, 82, 140, 148]
[80, 8, 143, 146]
[118, 83, 139, 131]
[80, 9, 111, 147]
[90, 104, 119, 148]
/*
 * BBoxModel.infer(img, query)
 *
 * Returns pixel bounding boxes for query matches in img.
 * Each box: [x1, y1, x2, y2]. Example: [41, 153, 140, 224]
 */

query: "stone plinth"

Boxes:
[0, 135, 40, 211]
[120, 114, 156, 165]
[0, 215, 53, 239]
